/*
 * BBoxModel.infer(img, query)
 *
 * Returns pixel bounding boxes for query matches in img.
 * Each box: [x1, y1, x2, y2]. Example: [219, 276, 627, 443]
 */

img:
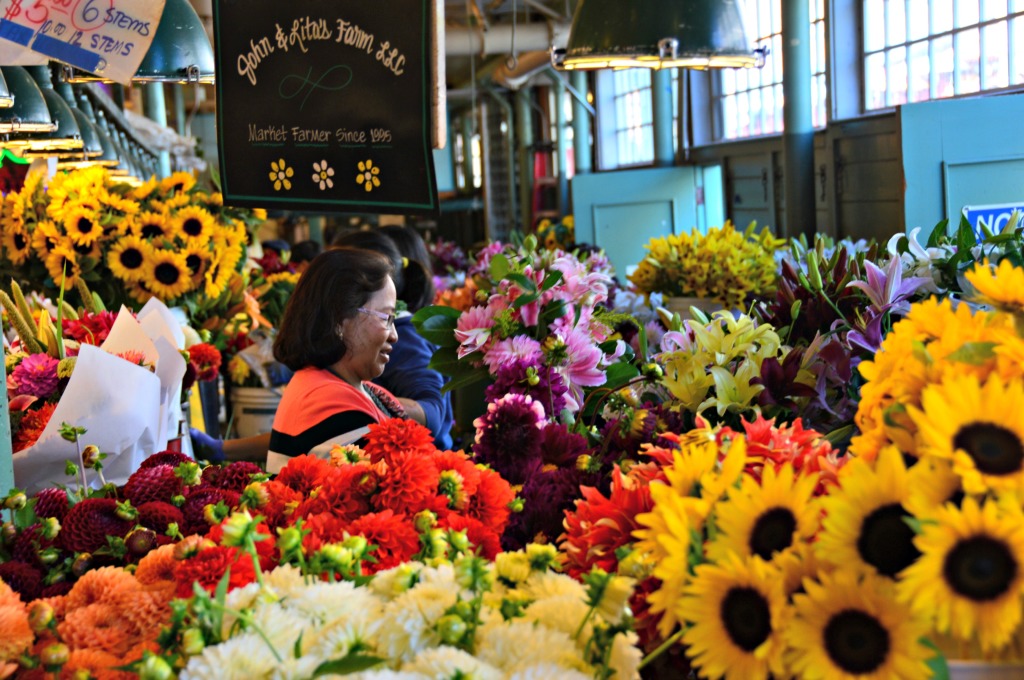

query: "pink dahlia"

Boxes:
[11, 353, 60, 399]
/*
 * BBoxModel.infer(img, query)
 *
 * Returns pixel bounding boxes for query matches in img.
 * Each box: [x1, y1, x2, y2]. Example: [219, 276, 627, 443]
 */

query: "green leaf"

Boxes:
[946, 342, 998, 365]
[412, 306, 462, 347]
[956, 215, 978, 252]
[537, 299, 567, 323]
[505, 272, 536, 293]
[922, 638, 950, 680]
[313, 654, 386, 676]
[540, 269, 563, 291]
[603, 362, 640, 389]
[489, 253, 510, 280]
[440, 369, 489, 394]
[926, 218, 950, 248]
[511, 291, 539, 309]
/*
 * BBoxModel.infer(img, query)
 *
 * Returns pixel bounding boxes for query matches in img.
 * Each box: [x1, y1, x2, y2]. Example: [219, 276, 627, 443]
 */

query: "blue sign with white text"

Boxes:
[962, 203, 1024, 239]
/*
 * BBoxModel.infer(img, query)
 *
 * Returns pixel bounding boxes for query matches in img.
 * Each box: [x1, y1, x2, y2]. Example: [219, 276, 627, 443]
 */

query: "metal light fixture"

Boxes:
[74, 88, 122, 167]
[552, 0, 765, 71]
[133, 0, 216, 83]
[0, 70, 14, 108]
[0, 66, 57, 134]
[19, 65, 84, 154]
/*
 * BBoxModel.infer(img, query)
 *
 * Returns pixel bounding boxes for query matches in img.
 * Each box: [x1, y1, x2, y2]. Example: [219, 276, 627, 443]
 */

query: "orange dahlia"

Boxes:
[275, 454, 333, 494]
[57, 603, 138, 657]
[466, 466, 516, 533]
[363, 417, 435, 465]
[294, 463, 376, 521]
[372, 454, 443, 517]
[63, 648, 135, 680]
[344, 510, 420, 573]
[0, 604, 32, 662]
[64, 567, 137, 611]
[134, 543, 178, 586]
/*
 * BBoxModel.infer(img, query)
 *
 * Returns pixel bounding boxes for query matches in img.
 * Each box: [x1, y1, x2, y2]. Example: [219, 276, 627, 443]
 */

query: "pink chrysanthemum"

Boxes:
[11, 353, 60, 399]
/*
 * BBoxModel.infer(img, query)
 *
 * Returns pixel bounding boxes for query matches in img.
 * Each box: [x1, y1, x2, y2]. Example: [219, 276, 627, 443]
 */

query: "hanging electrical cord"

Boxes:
[507, 0, 518, 70]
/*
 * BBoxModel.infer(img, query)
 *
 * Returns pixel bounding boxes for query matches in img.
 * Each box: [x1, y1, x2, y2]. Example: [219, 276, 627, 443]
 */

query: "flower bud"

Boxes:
[115, 500, 138, 521]
[436, 614, 467, 645]
[318, 544, 355, 573]
[447, 529, 470, 553]
[341, 534, 368, 557]
[220, 510, 256, 547]
[40, 642, 70, 668]
[276, 526, 302, 554]
[1, 522, 17, 546]
[414, 510, 437, 533]
[71, 553, 93, 579]
[171, 494, 186, 507]
[64, 461, 79, 478]
[495, 552, 531, 584]
[138, 653, 174, 680]
[40, 516, 61, 540]
[81, 445, 101, 469]
[575, 455, 593, 472]
[174, 534, 209, 561]
[126, 528, 157, 557]
[4, 491, 26, 510]
[27, 601, 55, 633]
[240, 482, 269, 508]
[174, 462, 203, 487]
[453, 600, 475, 621]
[525, 543, 559, 571]
[180, 628, 206, 656]
[38, 547, 61, 566]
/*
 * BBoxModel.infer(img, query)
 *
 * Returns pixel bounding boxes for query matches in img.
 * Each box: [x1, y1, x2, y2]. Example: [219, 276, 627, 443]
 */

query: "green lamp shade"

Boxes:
[133, 0, 215, 83]
[0, 70, 13, 108]
[557, 0, 763, 70]
[0, 66, 57, 134]
[22, 65, 83, 153]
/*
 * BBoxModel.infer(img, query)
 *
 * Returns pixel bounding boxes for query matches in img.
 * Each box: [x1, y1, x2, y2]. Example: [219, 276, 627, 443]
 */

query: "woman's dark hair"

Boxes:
[273, 248, 392, 370]
[332, 228, 434, 312]
[379, 225, 435, 312]
[291, 239, 322, 264]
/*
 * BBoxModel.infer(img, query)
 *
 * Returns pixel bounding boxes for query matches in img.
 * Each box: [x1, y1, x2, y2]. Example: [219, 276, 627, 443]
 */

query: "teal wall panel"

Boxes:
[901, 93, 1024, 235]
[571, 166, 724, 278]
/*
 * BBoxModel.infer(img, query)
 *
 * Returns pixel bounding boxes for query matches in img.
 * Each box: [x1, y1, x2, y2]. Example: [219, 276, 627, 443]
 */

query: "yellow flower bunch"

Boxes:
[0, 167, 262, 311]
[628, 221, 785, 309]
[535, 214, 575, 251]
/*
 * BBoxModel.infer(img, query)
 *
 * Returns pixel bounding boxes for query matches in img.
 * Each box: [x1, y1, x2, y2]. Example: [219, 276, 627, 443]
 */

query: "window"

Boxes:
[611, 68, 654, 166]
[716, 0, 827, 139]
[864, 0, 1024, 110]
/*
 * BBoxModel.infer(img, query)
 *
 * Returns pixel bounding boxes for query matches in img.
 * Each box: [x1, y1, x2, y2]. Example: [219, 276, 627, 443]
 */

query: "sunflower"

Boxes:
[136, 211, 171, 240]
[144, 249, 192, 301]
[965, 259, 1024, 313]
[1, 222, 31, 265]
[182, 242, 209, 277]
[786, 569, 932, 679]
[125, 280, 155, 305]
[708, 463, 820, 567]
[897, 496, 1024, 652]
[98, 190, 140, 216]
[44, 244, 82, 288]
[679, 553, 787, 680]
[171, 205, 215, 246]
[106, 234, 152, 282]
[130, 176, 159, 201]
[816, 446, 920, 579]
[30, 219, 61, 256]
[904, 456, 963, 517]
[910, 374, 1024, 495]
[159, 171, 197, 195]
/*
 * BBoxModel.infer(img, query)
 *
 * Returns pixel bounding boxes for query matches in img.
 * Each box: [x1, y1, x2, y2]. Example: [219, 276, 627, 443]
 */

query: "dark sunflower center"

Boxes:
[943, 535, 1017, 602]
[749, 507, 797, 560]
[857, 503, 920, 577]
[140, 223, 163, 239]
[76, 216, 93, 234]
[953, 423, 1024, 476]
[72, 242, 92, 256]
[119, 248, 143, 270]
[720, 586, 772, 652]
[14, 233, 26, 249]
[182, 217, 203, 237]
[186, 253, 202, 273]
[154, 262, 181, 285]
[824, 609, 890, 675]
[173, 182, 184, 193]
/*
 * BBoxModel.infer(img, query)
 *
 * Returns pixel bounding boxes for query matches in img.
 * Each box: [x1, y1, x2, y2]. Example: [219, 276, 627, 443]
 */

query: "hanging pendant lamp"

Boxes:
[133, 0, 216, 83]
[552, 0, 765, 71]
[0, 70, 14, 108]
[18, 65, 84, 153]
[0, 66, 57, 134]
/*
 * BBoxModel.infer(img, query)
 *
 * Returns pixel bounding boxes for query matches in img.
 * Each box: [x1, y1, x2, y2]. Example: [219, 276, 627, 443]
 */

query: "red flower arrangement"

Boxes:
[186, 342, 222, 383]
[61, 311, 118, 346]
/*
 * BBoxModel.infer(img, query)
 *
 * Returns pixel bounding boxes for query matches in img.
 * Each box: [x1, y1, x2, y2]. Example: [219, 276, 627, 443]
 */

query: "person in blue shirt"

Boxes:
[332, 228, 454, 450]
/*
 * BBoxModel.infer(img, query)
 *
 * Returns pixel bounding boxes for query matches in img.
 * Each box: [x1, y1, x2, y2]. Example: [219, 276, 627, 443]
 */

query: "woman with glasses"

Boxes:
[332, 228, 453, 449]
[264, 247, 406, 472]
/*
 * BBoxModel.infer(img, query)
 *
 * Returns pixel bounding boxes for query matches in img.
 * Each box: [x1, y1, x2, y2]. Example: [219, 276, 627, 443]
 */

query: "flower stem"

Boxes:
[638, 628, 686, 670]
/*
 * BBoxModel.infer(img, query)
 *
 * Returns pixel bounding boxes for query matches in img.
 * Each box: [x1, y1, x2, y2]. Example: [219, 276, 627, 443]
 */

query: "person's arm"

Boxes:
[191, 429, 271, 464]
[397, 397, 426, 425]
[375, 323, 452, 444]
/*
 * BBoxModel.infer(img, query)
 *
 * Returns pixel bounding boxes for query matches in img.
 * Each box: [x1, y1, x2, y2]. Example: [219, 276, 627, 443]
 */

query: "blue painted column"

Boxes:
[142, 83, 173, 178]
[516, 89, 535, 228]
[652, 69, 675, 166]
[571, 71, 592, 175]
[553, 74, 569, 214]
[783, 0, 816, 237]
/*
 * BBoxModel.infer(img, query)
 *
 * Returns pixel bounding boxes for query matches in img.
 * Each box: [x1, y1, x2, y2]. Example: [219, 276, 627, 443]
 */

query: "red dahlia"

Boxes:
[33, 487, 70, 522]
[124, 464, 183, 506]
[212, 461, 262, 492]
[137, 501, 184, 534]
[275, 454, 332, 495]
[344, 510, 419, 573]
[11, 524, 60, 568]
[363, 418, 435, 465]
[0, 561, 43, 601]
[173, 545, 257, 598]
[59, 498, 133, 553]
[465, 466, 515, 533]
[180, 488, 240, 536]
[140, 450, 193, 469]
[372, 455, 443, 516]
[438, 514, 501, 560]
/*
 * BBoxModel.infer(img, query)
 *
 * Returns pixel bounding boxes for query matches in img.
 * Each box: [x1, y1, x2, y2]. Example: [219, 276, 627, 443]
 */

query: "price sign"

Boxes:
[213, 0, 439, 215]
[0, 0, 165, 85]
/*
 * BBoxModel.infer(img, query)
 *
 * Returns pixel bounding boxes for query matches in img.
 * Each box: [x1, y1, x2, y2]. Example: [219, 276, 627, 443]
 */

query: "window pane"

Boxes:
[908, 0, 930, 41]
[933, 0, 954, 32]
[1014, 17, 1024, 84]
[983, 21, 1009, 88]
[934, 34, 955, 97]
[887, 0, 907, 45]
[909, 40, 932, 101]
[866, 0, 885, 51]
[887, 46, 909, 105]
[958, 0, 980, 27]
[957, 28, 981, 93]
[866, 52, 888, 108]
[984, 0, 1009, 20]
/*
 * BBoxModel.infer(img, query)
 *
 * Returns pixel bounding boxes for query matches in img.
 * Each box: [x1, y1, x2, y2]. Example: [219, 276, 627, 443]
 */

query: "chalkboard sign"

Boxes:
[213, 0, 438, 214]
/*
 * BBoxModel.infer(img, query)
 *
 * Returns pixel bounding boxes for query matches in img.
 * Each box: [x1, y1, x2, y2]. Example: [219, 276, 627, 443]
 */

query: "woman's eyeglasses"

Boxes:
[357, 307, 396, 329]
